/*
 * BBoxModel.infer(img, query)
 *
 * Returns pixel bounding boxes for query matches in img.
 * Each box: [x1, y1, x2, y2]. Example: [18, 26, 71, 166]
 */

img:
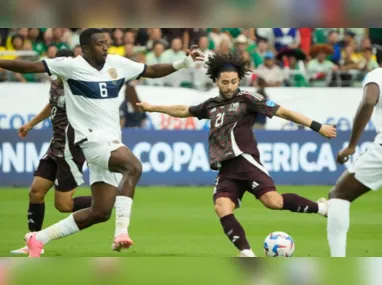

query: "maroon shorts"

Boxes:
[212, 155, 276, 208]
[34, 153, 84, 192]
[34, 126, 85, 192]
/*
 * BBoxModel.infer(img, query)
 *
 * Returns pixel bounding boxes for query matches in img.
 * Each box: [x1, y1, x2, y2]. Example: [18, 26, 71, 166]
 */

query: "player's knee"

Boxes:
[123, 159, 142, 178]
[260, 192, 283, 210]
[29, 187, 45, 203]
[54, 199, 73, 213]
[214, 198, 234, 217]
[91, 209, 112, 223]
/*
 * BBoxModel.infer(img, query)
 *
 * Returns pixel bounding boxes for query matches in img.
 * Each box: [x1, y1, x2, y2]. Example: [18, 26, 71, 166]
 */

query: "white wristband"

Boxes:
[172, 55, 194, 70]
[172, 59, 185, 70]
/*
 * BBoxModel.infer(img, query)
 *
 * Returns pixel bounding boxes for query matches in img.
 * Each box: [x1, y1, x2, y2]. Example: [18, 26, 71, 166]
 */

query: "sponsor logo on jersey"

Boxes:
[266, 100, 276, 107]
[108, 68, 118, 79]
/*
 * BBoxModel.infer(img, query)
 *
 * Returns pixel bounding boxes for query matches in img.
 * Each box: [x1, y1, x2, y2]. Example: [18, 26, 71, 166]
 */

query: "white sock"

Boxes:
[114, 196, 133, 237]
[36, 214, 80, 245]
[317, 202, 328, 216]
[240, 249, 256, 257]
[327, 198, 351, 257]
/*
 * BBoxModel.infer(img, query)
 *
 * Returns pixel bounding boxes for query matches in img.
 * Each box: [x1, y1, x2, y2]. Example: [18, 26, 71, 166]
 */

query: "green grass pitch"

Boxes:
[1, 186, 381, 257]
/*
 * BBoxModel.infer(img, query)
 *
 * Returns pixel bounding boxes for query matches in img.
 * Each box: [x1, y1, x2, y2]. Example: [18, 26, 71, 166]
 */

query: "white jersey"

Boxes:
[362, 68, 382, 144]
[43, 55, 145, 144]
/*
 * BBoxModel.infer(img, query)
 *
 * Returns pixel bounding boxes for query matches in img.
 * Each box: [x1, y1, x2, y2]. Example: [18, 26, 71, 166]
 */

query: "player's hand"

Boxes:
[337, 146, 356, 164]
[319, 124, 337, 139]
[18, 123, 32, 139]
[136, 102, 152, 112]
[186, 45, 204, 62]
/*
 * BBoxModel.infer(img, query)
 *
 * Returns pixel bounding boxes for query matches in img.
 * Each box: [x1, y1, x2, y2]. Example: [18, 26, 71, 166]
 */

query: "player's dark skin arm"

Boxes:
[347, 83, 379, 149]
[0, 60, 46, 73]
[136, 103, 191, 118]
[141, 64, 178, 78]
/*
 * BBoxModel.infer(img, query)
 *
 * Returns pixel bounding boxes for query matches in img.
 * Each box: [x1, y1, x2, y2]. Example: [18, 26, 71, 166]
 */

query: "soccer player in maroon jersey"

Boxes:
[10, 49, 92, 255]
[137, 53, 337, 257]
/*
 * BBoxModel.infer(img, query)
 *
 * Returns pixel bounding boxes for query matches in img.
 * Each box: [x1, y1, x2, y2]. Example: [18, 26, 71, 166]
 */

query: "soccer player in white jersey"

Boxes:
[327, 68, 382, 257]
[0, 28, 203, 257]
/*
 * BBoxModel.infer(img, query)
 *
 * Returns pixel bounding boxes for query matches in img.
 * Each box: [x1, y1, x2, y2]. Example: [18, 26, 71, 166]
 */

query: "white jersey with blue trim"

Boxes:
[43, 55, 146, 144]
[362, 68, 382, 144]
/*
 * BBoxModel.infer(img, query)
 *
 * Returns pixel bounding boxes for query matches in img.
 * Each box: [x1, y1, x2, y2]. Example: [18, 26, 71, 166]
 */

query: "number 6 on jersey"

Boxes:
[99, 83, 108, 98]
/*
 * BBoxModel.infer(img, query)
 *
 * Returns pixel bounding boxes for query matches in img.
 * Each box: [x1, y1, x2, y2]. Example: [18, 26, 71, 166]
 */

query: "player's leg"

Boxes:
[248, 169, 327, 216]
[327, 170, 370, 257]
[10, 157, 55, 255]
[213, 176, 256, 257]
[25, 181, 117, 257]
[53, 159, 92, 213]
[108, 145, 142, 249]
[28, 156, 56, 232]
[258, 190, 327, 216]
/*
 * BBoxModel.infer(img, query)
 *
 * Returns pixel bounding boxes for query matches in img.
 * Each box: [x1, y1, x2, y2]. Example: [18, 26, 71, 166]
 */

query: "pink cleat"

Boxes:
[24, 232, 43, 258]
[112, 233, 133, 252]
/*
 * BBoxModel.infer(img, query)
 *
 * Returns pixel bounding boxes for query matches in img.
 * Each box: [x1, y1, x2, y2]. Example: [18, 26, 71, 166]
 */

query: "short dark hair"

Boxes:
[79, 28, 104, 47]
[56, 49, 74, 58]
[205, 52, 251, 82]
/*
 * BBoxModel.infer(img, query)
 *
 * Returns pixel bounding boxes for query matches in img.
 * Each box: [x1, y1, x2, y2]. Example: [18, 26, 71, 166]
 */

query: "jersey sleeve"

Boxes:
[188, 100, 209, 120]
[42, 57, 73, 80]
[116, 55, 146, 81]
[363, 69, 382, 96]
[244, 92, 280, 118]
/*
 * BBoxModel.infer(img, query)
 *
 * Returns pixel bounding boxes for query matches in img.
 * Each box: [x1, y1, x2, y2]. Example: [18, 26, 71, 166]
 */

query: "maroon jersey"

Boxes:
[47, 80, 69, 158]
[189, 89, 280, 170]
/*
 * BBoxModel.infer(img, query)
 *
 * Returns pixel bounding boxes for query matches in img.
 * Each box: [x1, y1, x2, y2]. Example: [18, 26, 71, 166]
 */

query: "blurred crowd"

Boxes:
[1, 28, 382, 89]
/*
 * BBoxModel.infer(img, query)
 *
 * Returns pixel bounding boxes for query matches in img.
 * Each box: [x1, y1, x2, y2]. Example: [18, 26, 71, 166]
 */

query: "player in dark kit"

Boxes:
[138, 53, 337, 257]
[10, 49, 92, 255]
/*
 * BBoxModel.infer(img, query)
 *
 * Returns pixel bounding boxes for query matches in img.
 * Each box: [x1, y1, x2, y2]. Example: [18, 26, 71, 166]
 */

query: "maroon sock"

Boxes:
[72, 196, 92, 212]
[220, 214, 251, 251]
[281, 193, 318, 213]
[28, 203, 45, 231]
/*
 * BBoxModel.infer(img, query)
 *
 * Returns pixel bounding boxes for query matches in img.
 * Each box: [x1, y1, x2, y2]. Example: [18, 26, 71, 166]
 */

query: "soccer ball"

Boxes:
[264, 231, 295, 257]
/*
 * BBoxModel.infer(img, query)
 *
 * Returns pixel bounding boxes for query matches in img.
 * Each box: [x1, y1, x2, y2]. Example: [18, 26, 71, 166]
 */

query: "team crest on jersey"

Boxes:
[57, 96, 65, 108]
[210, 107, 217, 114]
[229, 102, 240, 111]
[108, 68, 118, 79]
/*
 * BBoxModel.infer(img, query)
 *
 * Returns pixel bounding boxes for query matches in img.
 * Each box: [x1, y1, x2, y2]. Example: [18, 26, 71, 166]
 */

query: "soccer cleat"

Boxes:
[239, 249, 257, 257]
[10, 246, 45, 255]
[112, 233, 133, 252]
[317, 197, 328, 217]
[24, 232, 44, 258]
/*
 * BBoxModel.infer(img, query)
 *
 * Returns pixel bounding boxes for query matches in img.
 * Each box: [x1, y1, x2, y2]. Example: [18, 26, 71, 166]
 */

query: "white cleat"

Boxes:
[239, 249, 257, 257]
[317, 197, 328, 217]
[10, 246, 45, 255]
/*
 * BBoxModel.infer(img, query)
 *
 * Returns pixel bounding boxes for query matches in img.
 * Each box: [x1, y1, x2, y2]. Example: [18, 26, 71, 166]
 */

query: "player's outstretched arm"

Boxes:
[0, 60, 46, 74]
[275, 106, 337, 139]
[337, 83, 379, 164]
[18, 103, 51, 138]
[141, 45, 204, 78]
[137, 102, 192, 118]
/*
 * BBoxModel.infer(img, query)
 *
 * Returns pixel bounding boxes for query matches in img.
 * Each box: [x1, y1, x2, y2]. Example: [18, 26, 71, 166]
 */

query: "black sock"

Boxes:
[72, 196, 92, 212]
[220, 214, 251, 251]
[281, 193, 318, 213]
[28, 203, 45, 231]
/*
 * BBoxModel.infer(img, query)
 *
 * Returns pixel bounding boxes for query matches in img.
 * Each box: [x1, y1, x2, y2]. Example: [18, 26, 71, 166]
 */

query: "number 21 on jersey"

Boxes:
[215, 112, 225, 127]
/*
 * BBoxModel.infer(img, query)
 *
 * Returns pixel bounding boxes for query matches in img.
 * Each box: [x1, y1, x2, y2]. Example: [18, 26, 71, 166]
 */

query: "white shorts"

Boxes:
[81, 137, 124, 187]
[348, 142, 382, 191]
